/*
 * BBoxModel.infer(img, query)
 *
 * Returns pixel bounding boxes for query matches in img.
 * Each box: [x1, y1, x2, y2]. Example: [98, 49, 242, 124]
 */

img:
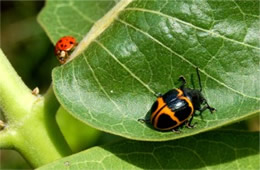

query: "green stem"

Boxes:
[0, 50, 72, 167]
[0, 130, 13, 149]
[0, 50, 36, 122]
[42, 85, 73, 157]
[44, 83, 60, 114]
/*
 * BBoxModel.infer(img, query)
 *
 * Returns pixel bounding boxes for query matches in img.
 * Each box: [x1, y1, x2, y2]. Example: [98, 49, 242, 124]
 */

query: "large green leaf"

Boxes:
[38, 131, 259, 169]
[39, 0, 260, 141]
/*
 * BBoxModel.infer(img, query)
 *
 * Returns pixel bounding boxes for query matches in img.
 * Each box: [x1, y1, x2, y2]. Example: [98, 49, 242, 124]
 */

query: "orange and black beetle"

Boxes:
[139, 68, 215, 132]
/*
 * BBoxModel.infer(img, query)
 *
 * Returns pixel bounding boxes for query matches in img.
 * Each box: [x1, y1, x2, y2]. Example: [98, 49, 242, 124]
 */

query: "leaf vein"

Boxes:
[94, 40, 156, 95]
[83, 53, 122, 112]
[71, 4, 95, 23]
[117, 18, 259, 101]
[156, 145, 209, 169]
[233, 0, 260, 18]
[125, 7, 260, 50]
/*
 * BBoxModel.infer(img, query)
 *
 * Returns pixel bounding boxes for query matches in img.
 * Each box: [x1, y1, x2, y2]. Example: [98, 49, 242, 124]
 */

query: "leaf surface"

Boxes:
[39, 0, 260, 140]
[38, 131, 260, 170]
[38, 0, 117, 44]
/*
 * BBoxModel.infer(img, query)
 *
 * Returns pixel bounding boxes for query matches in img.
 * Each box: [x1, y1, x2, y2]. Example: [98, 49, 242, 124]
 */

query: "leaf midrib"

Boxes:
[68, 0, 133, 62]
[65, 1, 259, 102]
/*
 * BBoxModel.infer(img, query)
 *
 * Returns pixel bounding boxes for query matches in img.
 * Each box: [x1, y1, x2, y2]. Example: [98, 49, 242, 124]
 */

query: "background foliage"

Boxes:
[0, 0, 259, 169]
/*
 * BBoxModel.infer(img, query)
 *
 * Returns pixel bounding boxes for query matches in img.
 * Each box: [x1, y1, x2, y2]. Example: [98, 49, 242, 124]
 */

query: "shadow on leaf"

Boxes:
[102, 131, 259, 169]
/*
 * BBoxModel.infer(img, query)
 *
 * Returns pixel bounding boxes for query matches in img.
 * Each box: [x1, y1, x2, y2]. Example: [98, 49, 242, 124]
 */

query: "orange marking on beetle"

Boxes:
[179, 96, 194, 116]
[176, 88, 183, 97]
[150, 97, 166, 122]
[154, 106, 181, 130]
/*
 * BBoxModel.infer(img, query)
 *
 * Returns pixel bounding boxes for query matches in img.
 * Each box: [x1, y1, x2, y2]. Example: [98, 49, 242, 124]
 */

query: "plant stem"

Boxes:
[0, 50, 72, 167]
[0, 51, 36, 122]
[0, 130, 13, 149]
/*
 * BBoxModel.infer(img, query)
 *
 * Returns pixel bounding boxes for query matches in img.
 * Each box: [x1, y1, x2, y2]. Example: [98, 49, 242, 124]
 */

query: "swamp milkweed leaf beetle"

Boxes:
[138, 67, 216, 132]
[55, 36, 77, 64]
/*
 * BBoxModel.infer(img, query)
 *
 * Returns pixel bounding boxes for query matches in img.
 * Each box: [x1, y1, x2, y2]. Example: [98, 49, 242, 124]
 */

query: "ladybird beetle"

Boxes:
[138, 68, 216, 132]
[55, 36, 77, 64]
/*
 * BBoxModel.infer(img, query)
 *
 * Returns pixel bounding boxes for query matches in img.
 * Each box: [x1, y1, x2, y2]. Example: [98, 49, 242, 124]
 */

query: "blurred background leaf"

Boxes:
[38, 131, 260, 170]
[1, 1, 56, 91]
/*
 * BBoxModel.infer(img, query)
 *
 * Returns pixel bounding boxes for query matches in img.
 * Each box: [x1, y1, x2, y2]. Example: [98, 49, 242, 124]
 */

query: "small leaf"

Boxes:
[37, 131, 260, 170]
[40, 0, 260, 140]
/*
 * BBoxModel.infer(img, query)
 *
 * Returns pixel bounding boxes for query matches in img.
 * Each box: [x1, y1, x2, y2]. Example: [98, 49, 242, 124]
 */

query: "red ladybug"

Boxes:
[55, 36, 77, 64]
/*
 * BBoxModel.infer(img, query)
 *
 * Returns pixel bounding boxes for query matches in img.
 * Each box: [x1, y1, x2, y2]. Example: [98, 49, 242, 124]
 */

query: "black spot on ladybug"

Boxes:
[70, 41, 73, 44]
[61, 44, 64, 47]
[151, 100, 158, 113]
[59, 40, 62, 43]
[157, 113, 177, 129]
[174, 103, 192, 121]
[64, 45, 67, 48]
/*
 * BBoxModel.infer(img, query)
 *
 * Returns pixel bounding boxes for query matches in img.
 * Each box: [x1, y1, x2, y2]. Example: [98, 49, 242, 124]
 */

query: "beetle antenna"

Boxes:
[196, 67, 202, 92]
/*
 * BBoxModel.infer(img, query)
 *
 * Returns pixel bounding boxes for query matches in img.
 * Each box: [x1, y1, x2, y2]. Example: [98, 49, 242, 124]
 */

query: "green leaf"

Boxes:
[38, 131, 260, 169]
[56, 107, 101, 152]
[38, 0, 117, 44]
[40, 0, 260, 140]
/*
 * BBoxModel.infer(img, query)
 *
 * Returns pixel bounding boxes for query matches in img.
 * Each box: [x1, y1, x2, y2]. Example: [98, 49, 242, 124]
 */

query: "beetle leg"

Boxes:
[65, 51, 70, 60]
[154, 92, 162, 98]
[138, 118, 150, 123]
[199, 97, 216, 114]
[185, 122, 197, 128]
[207, 105, 216, 113]
[185, 114, 197, 128]
[202, 99, 216, 114]
[198, 110, 204, 120]
[195, 67, 203, 92]
[197, 105, 209, 120]
[178, 76, 186, 90]
[197, 103, 216, 121]
[172, 128, 181, 133]
[199, 106, 208, 113]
